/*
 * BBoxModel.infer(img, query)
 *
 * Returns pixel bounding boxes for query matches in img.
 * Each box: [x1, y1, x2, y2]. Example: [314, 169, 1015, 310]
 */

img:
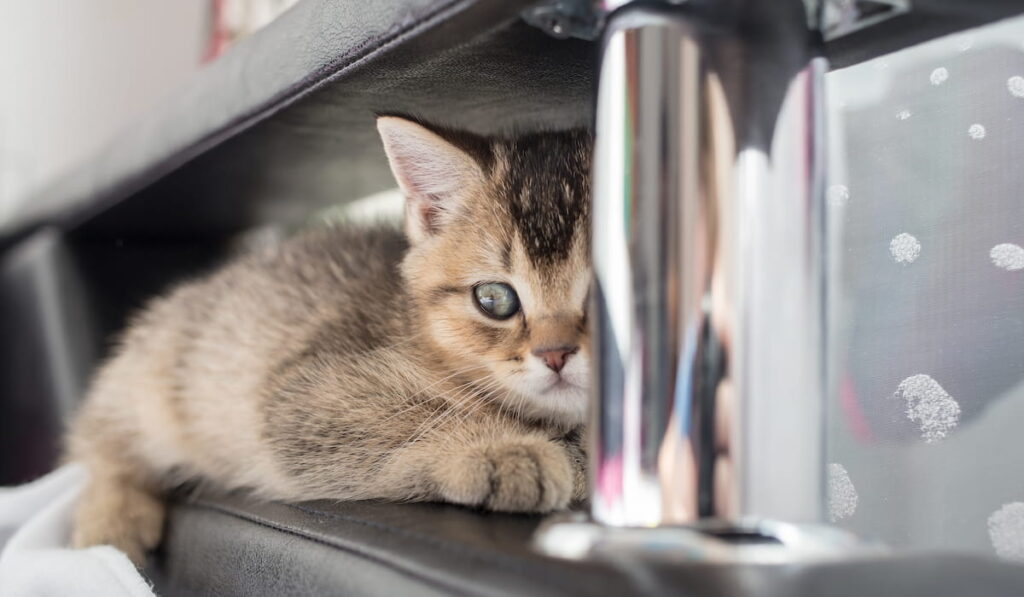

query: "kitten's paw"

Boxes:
[564, 441, 588, 502]
[435, 438, 573, 512]
[72, 476, 165, 566]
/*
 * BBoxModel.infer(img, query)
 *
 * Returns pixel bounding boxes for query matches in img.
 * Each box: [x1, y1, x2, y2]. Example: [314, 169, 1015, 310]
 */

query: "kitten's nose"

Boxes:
[533, 346, 578, 373]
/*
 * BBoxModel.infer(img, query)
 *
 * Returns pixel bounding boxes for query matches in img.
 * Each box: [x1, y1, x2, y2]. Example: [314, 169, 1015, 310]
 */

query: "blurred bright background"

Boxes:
[0, 0, 297, 219]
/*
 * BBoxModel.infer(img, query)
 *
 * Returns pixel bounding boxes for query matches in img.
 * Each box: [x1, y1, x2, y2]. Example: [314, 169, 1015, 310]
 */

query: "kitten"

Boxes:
[66, 116, 593, 564]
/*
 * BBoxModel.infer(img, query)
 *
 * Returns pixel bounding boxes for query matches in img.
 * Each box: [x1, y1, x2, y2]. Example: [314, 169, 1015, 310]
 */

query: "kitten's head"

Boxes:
[378, 116, 591, 427]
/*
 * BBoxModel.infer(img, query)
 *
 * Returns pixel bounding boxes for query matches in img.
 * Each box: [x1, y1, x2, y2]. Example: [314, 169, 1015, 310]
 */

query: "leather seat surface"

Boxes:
[149, 493, 1024, 597]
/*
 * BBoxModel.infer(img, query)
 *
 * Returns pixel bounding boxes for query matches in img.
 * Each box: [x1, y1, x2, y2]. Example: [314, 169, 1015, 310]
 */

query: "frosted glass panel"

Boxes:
[826, 16, 1024, 560]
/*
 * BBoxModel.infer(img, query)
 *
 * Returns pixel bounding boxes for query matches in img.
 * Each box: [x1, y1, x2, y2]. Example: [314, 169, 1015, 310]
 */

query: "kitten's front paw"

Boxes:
[434, 437, 573, 513]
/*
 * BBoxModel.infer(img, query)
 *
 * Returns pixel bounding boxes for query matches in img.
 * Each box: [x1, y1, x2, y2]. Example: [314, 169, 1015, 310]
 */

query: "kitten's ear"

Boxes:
[377, 116, 485, 243]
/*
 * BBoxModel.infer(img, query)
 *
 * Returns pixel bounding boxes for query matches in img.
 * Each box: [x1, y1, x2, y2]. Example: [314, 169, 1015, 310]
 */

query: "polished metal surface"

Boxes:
[594, 0, 688, 14]
[534, 513, 873, 563]
[524, 0, 911, 42]
[821, 0, 911, 41]
[588, 1, 829, 528]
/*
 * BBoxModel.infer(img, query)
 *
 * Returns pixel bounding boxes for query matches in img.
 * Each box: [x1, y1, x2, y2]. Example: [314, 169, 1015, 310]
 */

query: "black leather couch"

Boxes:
[151, 493, 1024, 596]
[4, 0, 1024, 594]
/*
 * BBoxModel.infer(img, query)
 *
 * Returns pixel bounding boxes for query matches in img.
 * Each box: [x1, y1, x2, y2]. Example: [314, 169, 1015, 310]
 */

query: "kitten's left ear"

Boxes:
[377, 116, 486, 244]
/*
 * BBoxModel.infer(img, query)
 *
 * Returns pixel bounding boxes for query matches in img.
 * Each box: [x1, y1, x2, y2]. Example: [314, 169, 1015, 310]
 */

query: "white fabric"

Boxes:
[0, 465, 154, 597]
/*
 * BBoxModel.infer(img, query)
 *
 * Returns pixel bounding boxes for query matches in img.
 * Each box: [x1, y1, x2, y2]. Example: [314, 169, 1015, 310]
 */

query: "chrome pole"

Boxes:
[589, 0, 828, 529]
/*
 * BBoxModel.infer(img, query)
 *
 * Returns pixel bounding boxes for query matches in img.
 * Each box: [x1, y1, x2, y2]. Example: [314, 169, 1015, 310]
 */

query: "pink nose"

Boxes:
[532, 346, 578, 373]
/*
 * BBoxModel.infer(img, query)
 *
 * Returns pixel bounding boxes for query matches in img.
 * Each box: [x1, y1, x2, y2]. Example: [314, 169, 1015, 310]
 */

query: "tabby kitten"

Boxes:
[67, 116, 593, 564]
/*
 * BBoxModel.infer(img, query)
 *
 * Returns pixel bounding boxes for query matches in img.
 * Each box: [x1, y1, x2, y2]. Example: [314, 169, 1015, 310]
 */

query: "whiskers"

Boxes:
[402, 373, 508, 445]
[375, 363, 488, 425]
[372, 367, 523, 474]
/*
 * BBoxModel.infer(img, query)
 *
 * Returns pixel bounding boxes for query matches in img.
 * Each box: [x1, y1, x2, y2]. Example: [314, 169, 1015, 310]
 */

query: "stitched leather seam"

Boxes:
[282, 502, 581, 591]
[183, 499, 576, 591]
[285, 502, 538, 573]
[181, 501, 475, 596]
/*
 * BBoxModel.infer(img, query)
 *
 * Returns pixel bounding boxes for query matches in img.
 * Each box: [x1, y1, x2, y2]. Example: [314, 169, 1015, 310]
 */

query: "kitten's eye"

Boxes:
[473, 283, 520, 320]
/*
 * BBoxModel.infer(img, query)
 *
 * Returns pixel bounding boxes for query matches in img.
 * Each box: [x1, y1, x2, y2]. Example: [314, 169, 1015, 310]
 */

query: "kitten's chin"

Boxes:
[505, 383, 589, 428]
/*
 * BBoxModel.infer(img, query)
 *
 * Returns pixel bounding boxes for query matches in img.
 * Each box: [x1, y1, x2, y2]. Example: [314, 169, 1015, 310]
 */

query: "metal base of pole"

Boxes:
[534, 514, 877, 563]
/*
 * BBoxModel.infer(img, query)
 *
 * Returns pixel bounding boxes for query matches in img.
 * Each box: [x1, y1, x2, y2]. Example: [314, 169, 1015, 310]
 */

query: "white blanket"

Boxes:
[0, 465, 154, 597]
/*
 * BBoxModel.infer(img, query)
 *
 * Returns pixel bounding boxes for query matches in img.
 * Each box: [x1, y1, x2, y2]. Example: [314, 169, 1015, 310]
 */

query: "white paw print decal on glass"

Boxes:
[828, 463, 858, 522]
[989, 503, 1024, 561]
[890, 233, 921, 264]
[893, 374, 961, 443]
[990, 243, 1024, 271]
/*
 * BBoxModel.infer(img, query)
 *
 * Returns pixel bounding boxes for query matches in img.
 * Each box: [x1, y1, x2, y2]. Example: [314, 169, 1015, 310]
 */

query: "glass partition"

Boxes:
[826, 15, 1024, 560]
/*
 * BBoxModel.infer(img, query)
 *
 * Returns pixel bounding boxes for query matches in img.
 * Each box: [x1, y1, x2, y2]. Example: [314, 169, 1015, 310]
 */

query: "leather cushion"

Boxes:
[149, 493, 1024, 597]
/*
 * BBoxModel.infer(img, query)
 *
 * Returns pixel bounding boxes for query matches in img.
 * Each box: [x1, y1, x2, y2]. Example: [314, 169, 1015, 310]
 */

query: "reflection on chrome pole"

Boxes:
[537, 0, 855, 560]
[589, 0, 829, 529]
